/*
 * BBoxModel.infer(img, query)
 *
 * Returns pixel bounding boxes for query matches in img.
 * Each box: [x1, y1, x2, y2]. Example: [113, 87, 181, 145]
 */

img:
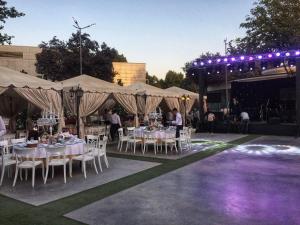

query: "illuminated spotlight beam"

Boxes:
[192, 50, 300, 68]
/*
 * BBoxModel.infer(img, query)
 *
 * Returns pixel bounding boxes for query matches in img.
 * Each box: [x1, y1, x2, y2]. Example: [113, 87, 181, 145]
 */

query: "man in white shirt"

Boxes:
[0, 116, 6, 137]
[110, 110, 122, 141]
[172, 108, 183, 146]
[240, 111, 250, 134]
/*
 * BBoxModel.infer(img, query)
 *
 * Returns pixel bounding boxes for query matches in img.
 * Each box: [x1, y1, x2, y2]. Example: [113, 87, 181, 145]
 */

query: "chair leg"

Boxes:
[83, 161, 87, 179]
[104, 154, 109, 168]
[63, 164, 67, 184]
[52, 165, 54, 179]
[154, 143, 157, 155]
[69, 160, 72, 177]
[25, 169, 28, 181]
[165, 143, 168, 155]
[0, 165, 5, 186]
[125, 142, 129, 152]
[133, 142, 136, 154]
[20, 168, 23, 181]
[41, 164, 45, 180]
[117, 141, 120, 151]
[12, 166, 19, 187]
[32, 167, 35, 188]
[143, 143, 146, 155]
[97, 156, 102, 172]
[120, 141, 123, 151]
[44, 165, 49, 184]
[93, 159, 98, 174]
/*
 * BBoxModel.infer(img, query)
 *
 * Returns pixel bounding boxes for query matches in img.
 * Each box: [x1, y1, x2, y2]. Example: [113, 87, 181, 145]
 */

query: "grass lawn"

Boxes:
[0, 135, 259, 225]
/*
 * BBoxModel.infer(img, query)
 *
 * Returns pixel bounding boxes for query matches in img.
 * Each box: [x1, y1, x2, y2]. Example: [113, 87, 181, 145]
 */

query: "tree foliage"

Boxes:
[36, 32, 127, 82]
[228, 0, 300, 54]
[0, 0, 24, 44]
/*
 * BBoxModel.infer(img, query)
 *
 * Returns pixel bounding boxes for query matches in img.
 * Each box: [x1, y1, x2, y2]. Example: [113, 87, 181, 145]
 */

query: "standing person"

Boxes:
[172, 108, 183, 147]
[240, 111, 250, 134]
[110, 110, 122, 142]
[0, 116, 6, 137]
[207, 110, 216, 134]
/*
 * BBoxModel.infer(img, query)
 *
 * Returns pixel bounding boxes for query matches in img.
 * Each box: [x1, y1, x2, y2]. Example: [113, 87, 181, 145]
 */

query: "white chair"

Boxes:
[125, 129, 142, 154]
[176, 130, 189, 152]
[161, 133, 178, 155]
[11, 138, 26, 145]
[72, 135, 98, 179]
[89, 136, 109, 172]
[44, 145, 70, 184]
[13, 146, 44, 188]
[143, 131, 158, 155]
[0, 140, 16, 186]
[117, 128, 128, 152]
[18, 131, 27, 139]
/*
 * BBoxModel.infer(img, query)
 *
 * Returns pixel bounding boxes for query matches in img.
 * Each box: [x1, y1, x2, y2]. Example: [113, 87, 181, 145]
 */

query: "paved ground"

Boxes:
[66, 136, 300, 225]
[0, 157, 159, 206]
[107, 133, 245, 160]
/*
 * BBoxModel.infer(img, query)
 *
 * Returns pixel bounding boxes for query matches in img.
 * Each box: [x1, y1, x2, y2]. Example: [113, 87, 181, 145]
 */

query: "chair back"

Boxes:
[144, 131, 154, 141]
[118, 128, 124, 138]
[0, 140, 9, 155]
[14, 146, 37, 164]
[18, 131, 27, 139]
[85, 135, 98, 152]
[45, 145, 66, 157]
[11, 138, 26, 145]
[180, 130, 187, 139]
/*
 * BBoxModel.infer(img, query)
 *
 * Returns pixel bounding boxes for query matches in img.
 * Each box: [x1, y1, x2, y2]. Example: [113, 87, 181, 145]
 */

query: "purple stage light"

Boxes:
[200, 62, 204, 66]
[217, 59, 221, 63]
[249, 56, 254, 61]
[224, 58, 228, 62]
[258, 55, 262, 59]
[193, 61, 197, 66]
[296, 51, 300, 56]
[276, 52, 281, 57]
[285, 52, 290, 56]
[231, 57, 236, 61]
[240, 56, 245, 60]
[250, 67, 253, 71]
[208, 60, 212, 64]
[268, 54, 272, 58]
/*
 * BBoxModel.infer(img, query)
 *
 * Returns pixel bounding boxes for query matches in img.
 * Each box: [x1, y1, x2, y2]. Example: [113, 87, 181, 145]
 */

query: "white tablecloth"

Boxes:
[135, 129, 176, 139]
[14, 142, 85, 159]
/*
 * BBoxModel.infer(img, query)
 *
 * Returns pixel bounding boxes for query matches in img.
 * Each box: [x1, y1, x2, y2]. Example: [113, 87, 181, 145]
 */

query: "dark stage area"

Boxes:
[231, 77, 296, 123]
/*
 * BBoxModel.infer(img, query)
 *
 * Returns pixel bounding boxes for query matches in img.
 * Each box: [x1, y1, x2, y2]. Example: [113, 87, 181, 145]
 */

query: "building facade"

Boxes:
[113, 62, 146, 86]
[0, 45, 42, 76]
[0, 45, 146, 85]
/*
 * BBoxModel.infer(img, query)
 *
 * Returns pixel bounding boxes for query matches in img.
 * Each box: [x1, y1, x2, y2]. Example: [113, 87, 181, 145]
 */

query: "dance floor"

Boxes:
[66, 135, 300, 225]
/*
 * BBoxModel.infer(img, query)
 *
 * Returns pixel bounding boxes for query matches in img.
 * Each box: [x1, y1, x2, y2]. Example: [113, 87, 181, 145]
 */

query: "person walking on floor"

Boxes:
[110, 110, 122, 142]
[172, 108, 183, 147]
[240, 111, 250, 134]
[207, 111, 216, 134]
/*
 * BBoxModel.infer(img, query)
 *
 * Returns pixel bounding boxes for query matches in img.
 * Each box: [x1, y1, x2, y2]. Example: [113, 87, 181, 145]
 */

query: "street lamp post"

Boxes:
[72, 18, 95, 75]
[181, 95, 191, 126]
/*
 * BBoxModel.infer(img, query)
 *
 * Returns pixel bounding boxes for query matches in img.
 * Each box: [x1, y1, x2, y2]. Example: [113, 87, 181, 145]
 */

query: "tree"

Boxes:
[146, 72, 163, 88]
[0, 0, 24, 44]
[163, 70, 184, 88]
[228, 0, 300, 54]
[36, 32, 127, 82]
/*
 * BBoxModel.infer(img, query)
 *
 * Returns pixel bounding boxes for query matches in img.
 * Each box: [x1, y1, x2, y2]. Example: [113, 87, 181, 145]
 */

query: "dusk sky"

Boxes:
[5, 0, 255, 78]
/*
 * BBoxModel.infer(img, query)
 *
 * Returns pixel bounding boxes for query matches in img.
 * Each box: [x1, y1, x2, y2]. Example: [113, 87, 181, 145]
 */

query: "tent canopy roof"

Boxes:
[61, 74, 135, 94]
[166, 86, 198, 98]
[127, 82, 179, 97]
[0, 66, 62, 90]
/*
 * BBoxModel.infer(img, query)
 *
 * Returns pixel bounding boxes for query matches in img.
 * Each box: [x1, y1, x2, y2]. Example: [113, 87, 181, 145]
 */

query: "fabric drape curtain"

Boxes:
[15, 88, 64, 131]
[164, 97, 180, 112]
[0, 95, 26, 132]
[0, 87, 7, 96]
[145, 96, 163, 115]
[79, 92, 109, 137]
[179, 98, 196, 115]
[137, 95, 146, 114]
[113, 93, 139, 126]
[98, 98, 116, 115]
